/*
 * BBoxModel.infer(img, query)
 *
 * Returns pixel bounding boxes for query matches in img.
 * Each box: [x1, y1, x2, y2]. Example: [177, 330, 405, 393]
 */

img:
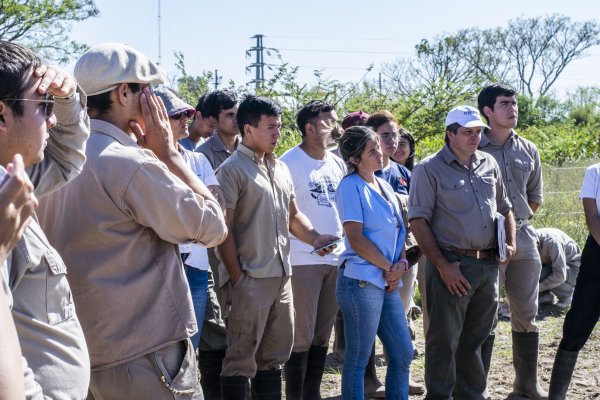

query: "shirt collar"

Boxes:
[210, 132, 239, 152]
[90, 119, 139, 147]
[237, 142, 276, 165]
[440, 143, 484, 166]
[480, 128, 518, 147]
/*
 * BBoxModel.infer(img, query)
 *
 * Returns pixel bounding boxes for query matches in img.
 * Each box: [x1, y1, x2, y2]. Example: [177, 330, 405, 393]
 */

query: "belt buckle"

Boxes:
[359, 280, 368, 288]
[475, 250, 482, 259]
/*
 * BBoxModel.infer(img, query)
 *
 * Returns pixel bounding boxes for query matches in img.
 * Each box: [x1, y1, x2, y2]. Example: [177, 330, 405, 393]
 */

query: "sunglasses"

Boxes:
[2, 93, 55, 118]
[170, 110, 195, 120]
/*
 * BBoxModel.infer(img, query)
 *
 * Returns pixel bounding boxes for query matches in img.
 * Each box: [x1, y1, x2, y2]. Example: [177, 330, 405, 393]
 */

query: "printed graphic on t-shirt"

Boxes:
[309, 177, 338, 207]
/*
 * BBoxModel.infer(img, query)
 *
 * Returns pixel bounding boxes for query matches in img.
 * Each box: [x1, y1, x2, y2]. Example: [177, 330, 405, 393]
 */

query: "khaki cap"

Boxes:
[75, 43, 165, 96]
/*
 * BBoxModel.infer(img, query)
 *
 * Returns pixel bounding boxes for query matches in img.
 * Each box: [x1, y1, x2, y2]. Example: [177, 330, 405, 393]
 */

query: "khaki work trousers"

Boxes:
[88, 339, 202, 400]
[290, 264, 338, 352]
[221, 274, 294, 378]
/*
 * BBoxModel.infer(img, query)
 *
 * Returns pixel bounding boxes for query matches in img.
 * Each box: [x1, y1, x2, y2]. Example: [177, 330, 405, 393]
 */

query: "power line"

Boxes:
[277, 48, 411, 55]
[268, 35, 421, 42]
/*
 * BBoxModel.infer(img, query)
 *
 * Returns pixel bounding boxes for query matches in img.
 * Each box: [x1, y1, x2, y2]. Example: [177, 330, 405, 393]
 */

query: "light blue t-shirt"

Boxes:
[336, 173, 406, 289]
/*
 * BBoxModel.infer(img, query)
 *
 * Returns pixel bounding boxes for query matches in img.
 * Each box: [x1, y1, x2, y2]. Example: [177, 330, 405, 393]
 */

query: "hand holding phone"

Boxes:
[310, 237, 344, 255]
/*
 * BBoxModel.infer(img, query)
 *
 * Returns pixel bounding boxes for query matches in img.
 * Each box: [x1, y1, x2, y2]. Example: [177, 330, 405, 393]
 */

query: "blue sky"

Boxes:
[68, 0, 600, 95]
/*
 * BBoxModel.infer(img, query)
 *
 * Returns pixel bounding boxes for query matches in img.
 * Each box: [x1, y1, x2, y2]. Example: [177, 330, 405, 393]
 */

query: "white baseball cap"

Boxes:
[445, 105, 489, 129]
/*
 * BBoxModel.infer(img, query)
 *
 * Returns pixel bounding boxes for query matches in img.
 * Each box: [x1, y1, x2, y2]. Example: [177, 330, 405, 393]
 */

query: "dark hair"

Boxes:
[477, 82, 518, 123]
[0, 41, 43, 116]
[236, 95, 281, 137]
[296, 100, 335, 136]
[365, 110, 396, 132]
[87, 83, 141, 115]
[397, 128, 416, 171]
[444, 122, 461, 144]
[338, 125, 378, 175]
[204, 89, 238, 119]
[195, 93, 209, 117]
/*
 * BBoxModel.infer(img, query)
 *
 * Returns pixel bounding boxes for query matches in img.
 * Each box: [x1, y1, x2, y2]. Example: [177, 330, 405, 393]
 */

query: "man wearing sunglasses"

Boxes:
[38, 43, 227, 399]
[0, 40, 91, 399]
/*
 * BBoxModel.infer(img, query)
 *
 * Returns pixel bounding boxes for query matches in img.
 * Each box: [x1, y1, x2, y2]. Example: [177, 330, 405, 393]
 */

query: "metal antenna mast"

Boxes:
[157, 0, 162, 65]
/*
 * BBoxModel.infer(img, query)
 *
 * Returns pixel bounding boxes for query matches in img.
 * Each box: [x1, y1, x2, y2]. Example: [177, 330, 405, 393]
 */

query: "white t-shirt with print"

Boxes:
[280, 146, 346, 267]
[179, 148, 220, 270]
[580, 163, 600, 217]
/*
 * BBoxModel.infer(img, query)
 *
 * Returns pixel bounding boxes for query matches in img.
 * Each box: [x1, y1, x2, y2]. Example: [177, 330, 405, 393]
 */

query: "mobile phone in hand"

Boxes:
[310, 237, 344, 255]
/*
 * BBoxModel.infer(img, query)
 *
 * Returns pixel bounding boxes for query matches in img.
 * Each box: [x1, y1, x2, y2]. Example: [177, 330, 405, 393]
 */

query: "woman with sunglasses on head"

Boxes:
[155, 88, 226, 353]
[335, 125, 413, 400]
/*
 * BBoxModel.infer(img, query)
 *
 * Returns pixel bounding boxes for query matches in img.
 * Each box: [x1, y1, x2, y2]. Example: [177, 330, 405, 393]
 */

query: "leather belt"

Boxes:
[445, 247, 496, 260]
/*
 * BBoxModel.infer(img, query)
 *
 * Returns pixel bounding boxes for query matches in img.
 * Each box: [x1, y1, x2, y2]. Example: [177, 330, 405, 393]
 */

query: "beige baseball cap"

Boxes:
[74, 43, 166, 96]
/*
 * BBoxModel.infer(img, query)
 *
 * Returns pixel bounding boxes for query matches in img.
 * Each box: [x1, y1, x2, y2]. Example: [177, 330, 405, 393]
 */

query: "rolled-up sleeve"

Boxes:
[28, 87, 90, 198]
[407, 163, 435, 222]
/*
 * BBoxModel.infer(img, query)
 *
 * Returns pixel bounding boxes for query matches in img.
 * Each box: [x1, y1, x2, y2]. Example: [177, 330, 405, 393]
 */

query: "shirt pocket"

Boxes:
[44, 250, 74, 325]
[439, 179, 470, 213]
[480, 175, 497, 205]
[513, 159, 534, 188]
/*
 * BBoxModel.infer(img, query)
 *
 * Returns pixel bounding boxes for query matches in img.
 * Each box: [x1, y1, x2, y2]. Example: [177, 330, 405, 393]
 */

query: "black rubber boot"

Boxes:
[512, 331, 548, 399]
[364, 343, 385, 399]
[284, 351, 309, 400]
[220, 376, 248, 400]
[303, 346, 328, 400]
[481, 333, 495, 399]
[200, 350, 226, 400]
[251, 369, 282, 400]
[548, 349, 578, 400]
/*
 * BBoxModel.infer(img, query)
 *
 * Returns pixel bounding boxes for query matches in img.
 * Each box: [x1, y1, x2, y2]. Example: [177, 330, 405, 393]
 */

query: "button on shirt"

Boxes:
[408, 145, 512, 250]
[479, 130, 542, 220]
[216, 143, 295, 284]
[336, 174, 406, 289]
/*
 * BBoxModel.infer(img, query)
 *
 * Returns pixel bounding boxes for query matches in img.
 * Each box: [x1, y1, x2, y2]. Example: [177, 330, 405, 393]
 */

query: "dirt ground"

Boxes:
[316, 303, 600, 399]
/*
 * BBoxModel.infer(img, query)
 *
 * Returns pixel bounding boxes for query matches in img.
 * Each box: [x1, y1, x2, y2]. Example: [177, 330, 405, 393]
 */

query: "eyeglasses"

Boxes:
[2, 94, 55, 118]
[170, 110, 195, 120]
[379, 132, 399, 143]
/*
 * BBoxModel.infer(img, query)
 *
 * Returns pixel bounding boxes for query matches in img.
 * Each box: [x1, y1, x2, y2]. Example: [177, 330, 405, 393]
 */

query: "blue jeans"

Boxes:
[336, 271, 413, 400]
[185, 267, 209, 351]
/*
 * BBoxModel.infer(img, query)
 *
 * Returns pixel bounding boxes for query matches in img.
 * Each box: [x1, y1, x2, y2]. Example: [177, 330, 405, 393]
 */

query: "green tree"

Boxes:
[0, 0, 98, 63]
[172, 51, 212, 106]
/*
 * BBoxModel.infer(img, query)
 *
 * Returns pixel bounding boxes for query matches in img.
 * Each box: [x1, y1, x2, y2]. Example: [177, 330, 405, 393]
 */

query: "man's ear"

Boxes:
[114, 83, 130, 106]
[304, 122, 315, 137]
[243, 123, 253, 137]
[0, 102, 8, 131]
[483, 106, 493, 118]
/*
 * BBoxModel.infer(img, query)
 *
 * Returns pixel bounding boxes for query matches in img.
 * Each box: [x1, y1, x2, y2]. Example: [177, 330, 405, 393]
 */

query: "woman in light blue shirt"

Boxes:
[335, 126, 413, 400]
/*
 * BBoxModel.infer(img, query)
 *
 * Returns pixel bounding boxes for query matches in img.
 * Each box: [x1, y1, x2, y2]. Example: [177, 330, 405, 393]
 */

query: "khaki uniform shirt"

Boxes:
[479, 130, 542, 220]
[37, 119, 227, 370]
[197, 132, 239, 170]
[9, 92, 90, 399]
[216, 143, 295, 285]
[537, 227, 581, 291]
[408, 144, 512, 250]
